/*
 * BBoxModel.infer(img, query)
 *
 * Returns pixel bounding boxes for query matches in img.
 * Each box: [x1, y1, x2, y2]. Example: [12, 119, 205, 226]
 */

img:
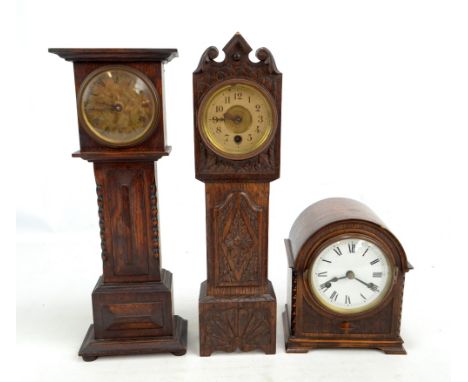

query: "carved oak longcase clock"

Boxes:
[49, 48, 187, 360]
[193, 34, 282, 356]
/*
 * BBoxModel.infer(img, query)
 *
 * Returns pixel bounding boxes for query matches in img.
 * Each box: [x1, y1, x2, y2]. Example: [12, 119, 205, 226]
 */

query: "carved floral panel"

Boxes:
[214, 192, 263, 287]
[203, 307, 272, 352]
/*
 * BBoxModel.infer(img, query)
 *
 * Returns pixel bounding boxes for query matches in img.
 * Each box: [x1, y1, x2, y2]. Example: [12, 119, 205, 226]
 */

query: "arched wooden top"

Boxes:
[286, 198, 412, 272]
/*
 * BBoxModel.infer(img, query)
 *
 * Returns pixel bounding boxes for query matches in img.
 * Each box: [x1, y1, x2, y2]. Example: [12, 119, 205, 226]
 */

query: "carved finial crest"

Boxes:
[194, 33, 281, 75]
[222, 32, 252, 62]
[194, 46, 219, 74]
[255, 47, 280, 74]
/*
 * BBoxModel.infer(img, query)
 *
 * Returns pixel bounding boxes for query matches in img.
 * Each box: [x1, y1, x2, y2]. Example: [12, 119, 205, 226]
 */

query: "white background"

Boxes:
[14, 1, 467, 381]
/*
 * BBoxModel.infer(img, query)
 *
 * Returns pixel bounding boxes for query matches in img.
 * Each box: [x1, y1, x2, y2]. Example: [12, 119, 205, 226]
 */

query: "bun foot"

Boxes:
[82, 355, 98, 362]
[379, 345, 407, 355]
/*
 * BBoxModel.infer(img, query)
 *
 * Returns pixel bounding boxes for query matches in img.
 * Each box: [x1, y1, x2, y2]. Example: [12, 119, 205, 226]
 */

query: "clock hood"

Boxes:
[285, 198, 412, 273]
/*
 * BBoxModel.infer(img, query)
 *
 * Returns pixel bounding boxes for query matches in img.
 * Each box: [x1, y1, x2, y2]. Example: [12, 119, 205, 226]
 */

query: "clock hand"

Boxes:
[210, 116, 225, 122]
[320, 274, 347, 289]
[210, 114, 242, 125]
[354, 277, 379, 292]
[86, 107, 114, 112]
[223, 112, 242, 124]
[343, 270, 379, 291]
[320, 277, 337, 289]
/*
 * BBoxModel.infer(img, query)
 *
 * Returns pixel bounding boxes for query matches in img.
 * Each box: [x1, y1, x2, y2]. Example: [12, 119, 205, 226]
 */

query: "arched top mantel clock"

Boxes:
[283, 198, 412, 354]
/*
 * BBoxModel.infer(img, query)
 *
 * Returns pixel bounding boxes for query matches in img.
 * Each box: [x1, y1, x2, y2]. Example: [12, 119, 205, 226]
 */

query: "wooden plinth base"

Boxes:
[282, 309, 406, 355]
[199, 281, 276, 356]
[78, 315, 188, 361]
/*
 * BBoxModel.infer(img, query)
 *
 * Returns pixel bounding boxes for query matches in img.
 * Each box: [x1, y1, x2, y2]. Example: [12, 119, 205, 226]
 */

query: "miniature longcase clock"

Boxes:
[49, 48, 187, 360]
[193, 33, 282, 356]
[283, 198, 412, 354]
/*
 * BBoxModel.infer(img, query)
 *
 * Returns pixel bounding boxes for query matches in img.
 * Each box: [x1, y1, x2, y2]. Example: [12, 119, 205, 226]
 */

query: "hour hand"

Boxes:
[320, 275, 346, 289]
[223, 112, 244, 125]
[320, 277, 337, 289]
[210, 116, 225, 122]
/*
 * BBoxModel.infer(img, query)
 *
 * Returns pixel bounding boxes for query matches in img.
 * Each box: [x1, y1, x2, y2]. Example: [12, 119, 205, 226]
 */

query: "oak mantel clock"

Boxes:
[49, 48, 187, 360]
[283, 198, 412, 354]
[193, 33, 281, 356]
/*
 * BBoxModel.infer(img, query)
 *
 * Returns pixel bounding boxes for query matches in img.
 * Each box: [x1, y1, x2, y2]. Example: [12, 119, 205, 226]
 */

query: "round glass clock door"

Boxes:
[198, 79, 277, 160]
[309, 237, 393, 314]
[78, 66, 159, 147]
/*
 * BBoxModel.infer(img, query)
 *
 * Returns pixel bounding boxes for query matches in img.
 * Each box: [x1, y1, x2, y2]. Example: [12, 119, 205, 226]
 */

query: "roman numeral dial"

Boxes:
[309, 237, 392, 314]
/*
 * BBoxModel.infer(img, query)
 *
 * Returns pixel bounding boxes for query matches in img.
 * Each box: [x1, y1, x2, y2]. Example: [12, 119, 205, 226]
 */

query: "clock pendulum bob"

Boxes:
[193, 34, 282, 356]
[283, 198, 413, 354]
[49, 49, 187, 360]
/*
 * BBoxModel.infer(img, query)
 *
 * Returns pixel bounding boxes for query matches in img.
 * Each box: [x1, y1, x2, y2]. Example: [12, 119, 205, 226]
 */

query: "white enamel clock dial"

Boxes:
[309, 237, 393, 314]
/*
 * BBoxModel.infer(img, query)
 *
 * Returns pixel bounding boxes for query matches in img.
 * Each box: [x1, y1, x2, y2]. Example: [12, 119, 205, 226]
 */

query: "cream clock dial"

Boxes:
[309, 237, 393, 314]
[198, 79, 277, 160]
[78, 65, 159, 147]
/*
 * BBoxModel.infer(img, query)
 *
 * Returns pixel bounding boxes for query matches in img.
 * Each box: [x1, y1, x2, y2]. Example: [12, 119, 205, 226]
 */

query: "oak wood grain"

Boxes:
[283, 198, 411, 354]
[194, 34, 281, 356]
[50, 48, 187, 360]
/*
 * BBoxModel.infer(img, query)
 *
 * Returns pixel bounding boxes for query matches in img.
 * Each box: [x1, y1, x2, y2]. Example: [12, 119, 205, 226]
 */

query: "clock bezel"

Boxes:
[77, 65, 160, 148]
[302, 229, 399, 319]
[306, 233, 396, 316]
[197, 78, 278, 161]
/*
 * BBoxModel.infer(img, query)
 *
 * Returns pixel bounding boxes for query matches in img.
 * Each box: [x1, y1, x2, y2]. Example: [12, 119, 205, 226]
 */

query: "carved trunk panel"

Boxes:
[94, 162, 161, 283]
[206, 183, 269, 296]
[214, 191, 262, 286]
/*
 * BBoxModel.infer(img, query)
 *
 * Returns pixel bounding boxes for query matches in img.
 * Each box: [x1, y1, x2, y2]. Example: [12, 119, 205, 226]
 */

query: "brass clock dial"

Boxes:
[78, 66, 159, 147]
[198, 79, 277, 160]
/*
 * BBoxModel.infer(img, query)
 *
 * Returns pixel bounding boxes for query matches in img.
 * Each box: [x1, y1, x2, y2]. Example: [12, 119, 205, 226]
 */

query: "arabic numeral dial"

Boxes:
[199, 80, 276, 159]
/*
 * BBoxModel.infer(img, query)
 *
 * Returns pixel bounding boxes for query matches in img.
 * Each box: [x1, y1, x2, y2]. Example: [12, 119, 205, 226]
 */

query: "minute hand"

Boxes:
[355, 277, 379, 292]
